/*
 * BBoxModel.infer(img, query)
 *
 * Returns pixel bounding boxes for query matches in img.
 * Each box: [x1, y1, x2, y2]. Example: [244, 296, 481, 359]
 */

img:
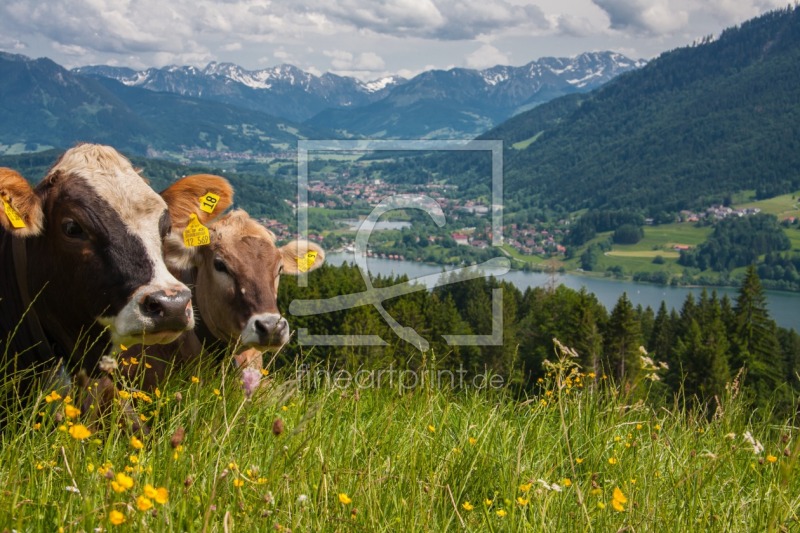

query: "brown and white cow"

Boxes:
[0, 144, 233, 391]
[122, 208, 324, 386]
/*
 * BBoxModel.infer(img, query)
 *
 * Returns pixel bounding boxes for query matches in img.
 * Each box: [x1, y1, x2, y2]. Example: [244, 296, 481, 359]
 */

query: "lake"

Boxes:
[324, 252, 800, 332]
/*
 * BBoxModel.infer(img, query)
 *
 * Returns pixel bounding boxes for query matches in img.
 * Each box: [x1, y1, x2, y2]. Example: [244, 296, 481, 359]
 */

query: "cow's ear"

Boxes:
[279, 240, 325, 275]
[0, 168, 44, 237]
[161, 174, 234, 229]
[161, 232, 201, 272]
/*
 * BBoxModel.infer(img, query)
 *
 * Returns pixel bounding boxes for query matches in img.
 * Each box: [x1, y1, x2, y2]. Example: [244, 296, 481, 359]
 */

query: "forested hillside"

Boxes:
[483, 6, 800, 216]
[277, 264, 800, 416]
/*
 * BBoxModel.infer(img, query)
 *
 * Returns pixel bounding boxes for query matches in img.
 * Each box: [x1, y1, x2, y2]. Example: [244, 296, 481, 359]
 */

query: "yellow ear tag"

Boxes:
[1, 196, 26, 229]
[296, 250, 318, 273]
[199, 192, 220, 214]
[183, 214, 210, 247]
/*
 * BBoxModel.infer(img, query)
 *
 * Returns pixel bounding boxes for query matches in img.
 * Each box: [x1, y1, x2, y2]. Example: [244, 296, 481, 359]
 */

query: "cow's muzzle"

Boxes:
[139, 288, 193, 332]
[242, 313, 289, 348]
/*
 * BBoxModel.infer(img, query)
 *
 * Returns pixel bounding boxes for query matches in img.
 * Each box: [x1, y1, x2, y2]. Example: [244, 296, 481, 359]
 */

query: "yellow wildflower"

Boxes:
[45, 390, 62, 403]
[462, 501, 474, 511]
[191, 376, 200, 383]
[608, 457, 618, 465]
[64, 404, 81, 419]
[339, 493, 353, 505]
[155, 487, 169, 505]
[117, 390, 131, 400]
[63, 395, 72, 404]
[213, 388, 221, 397]
[130, 436, 144, 450]
[611, 487, 628, 512]
[484, 498, 493, 506]
[233, 479, 244, 488]
[69, 424, 91, 440]
[136, 495, 153, 512]
[563, 478, 572, 487]
[143, 484, 158, 499]
[109, 510, 125, 525]
[33, 422, 41, 430]
[496, 509, 507, 517]
[260, 368, 269, 376]
[516, 497, 529, 506]
[575, 458, 584, 464]
[767, 455, 778, 463]
[636, 424, 643, 430]
[113, 473, 134, 492]
[129, 455, 139, 465]
[468, 437, 477, 446]
[597, 502, 606, 510]
[427, 425, 435, 433]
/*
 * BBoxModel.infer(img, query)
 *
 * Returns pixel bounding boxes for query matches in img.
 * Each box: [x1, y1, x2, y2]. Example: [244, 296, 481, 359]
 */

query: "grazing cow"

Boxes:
[0, 144, 233, 395]
[122, 208, 325, 386]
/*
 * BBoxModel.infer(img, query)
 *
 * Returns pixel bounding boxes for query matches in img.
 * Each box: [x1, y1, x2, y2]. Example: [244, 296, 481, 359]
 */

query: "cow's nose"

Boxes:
[140, 289, 193, 331]
[254, 314, 288, 344]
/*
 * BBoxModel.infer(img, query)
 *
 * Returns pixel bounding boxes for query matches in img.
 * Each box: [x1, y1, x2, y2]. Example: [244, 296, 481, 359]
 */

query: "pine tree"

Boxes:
[733, 265, 785, 404]
[603, 293, 643, 385]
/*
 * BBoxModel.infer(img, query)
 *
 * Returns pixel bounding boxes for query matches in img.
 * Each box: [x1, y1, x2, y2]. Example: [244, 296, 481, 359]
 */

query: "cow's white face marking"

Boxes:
[51, 145, 194, 345]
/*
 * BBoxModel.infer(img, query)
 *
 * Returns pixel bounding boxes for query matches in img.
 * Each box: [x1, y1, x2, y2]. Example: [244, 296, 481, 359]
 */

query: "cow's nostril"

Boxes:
[254, 319, 269, 335]
[142, 294, 165, 317]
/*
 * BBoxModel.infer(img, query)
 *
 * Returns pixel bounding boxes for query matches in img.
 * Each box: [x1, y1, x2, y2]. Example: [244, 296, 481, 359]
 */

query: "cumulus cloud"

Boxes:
[700, 0, 787, 25]
[302, 0, 550, 40]
[465, 44, 510, 68]
[324, 49, 386, 72]
[592, 0, 689, 35]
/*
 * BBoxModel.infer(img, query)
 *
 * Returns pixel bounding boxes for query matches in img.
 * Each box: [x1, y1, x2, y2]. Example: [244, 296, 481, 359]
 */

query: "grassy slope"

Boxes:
[1, 346, 798, 532]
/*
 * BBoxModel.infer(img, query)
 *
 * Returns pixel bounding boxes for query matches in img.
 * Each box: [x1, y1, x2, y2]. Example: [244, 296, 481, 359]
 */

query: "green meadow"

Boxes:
[2, 343, 798, 532]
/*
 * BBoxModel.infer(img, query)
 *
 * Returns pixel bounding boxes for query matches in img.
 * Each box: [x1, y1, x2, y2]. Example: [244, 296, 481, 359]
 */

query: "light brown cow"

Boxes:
[122, 208, 325, 386]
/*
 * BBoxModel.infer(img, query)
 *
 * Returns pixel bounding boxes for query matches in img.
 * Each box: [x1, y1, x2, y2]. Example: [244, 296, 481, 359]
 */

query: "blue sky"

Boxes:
[0, 0, 788, 80]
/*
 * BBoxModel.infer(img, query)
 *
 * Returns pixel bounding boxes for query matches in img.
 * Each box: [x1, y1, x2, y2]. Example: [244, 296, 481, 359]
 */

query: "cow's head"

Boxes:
[0, 144, 233, 349]
[164, 209, 324, 350]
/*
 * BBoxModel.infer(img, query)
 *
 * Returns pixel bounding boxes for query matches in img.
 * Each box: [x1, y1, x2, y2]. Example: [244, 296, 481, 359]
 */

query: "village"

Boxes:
[252, 174, 572, 261]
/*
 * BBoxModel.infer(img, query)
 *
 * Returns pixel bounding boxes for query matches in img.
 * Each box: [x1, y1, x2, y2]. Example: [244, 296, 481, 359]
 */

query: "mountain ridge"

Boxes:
[74, 51, 644, 138]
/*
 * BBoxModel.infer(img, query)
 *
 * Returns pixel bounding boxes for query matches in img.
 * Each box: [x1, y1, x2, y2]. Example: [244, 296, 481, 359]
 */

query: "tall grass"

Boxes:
[0, 342, 798, 532]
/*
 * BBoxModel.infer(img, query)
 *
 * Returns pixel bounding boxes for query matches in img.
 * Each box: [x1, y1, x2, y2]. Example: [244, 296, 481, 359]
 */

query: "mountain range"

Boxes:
[75, 52, 644, 139]
[0, 51, 322, 158]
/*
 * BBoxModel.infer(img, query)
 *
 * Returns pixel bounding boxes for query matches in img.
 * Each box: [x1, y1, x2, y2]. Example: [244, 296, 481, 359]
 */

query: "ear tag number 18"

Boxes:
[1, 195, 26, 229]
[183, 214, 210, 247]
[199, 192, 220, 214]
[296, 250, 318, 273]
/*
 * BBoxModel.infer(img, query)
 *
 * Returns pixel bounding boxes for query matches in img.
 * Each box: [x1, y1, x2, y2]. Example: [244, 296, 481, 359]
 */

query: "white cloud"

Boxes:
[324, 49, 386, 72]
[465, 44, 510, 68]
[0, 0, 791, 77]
[592, 0, 688, 35]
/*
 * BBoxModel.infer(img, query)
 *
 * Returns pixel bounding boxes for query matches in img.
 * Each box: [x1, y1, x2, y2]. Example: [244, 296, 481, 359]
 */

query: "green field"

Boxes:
[735, 192, 800, 221]
[2, 344, 797, 531]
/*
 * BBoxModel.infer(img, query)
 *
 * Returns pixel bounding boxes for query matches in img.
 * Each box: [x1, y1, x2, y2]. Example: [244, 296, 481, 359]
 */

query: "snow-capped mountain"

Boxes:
[73, 62, 405, 122]
[307, 51, 646, 138]
[74, 51, 644, 138]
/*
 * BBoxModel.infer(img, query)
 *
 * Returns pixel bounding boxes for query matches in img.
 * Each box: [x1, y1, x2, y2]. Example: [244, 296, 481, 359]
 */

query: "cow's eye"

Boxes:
[213, 257, 229, 275]
[62, 219, 87, 240]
